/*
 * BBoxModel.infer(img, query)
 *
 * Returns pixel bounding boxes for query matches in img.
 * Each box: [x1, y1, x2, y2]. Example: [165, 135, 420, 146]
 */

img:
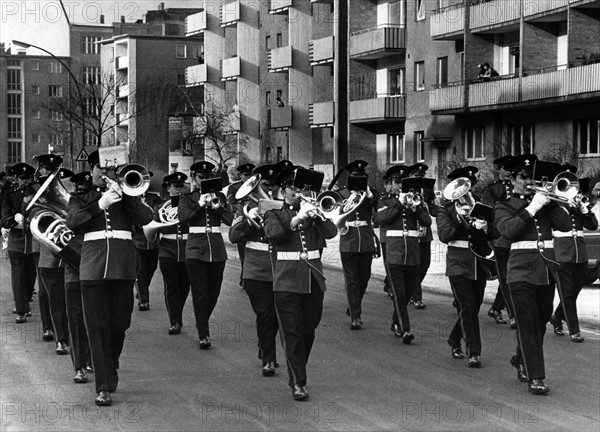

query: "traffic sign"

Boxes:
[76, 148, 89, 162]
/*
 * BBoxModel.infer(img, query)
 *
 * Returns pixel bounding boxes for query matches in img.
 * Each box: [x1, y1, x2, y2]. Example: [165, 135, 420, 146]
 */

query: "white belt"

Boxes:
[84, 230, 132, 242]
[246, 241, 270, 251]
[510, 240, 554, 251]
[189, 226, 221, 234]
[277, 250, 320, 261]
[448, 240, 470, 248]
[387, 230, 420, 237]
[161, 233, 188, 240]
[553, 230, 584, 238]
[346, 220, 368, 227]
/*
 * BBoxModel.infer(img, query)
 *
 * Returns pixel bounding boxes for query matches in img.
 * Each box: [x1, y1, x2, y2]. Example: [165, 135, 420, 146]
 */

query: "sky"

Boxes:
[1, 0, 197, 56]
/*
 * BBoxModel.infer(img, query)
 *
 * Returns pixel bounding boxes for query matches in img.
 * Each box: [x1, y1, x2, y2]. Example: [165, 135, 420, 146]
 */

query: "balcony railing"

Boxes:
[522, 62, 600, 101]
[269, 0, 292, 14]
[117, 84, 129, 99]
[430, 3, 464, 39]
[221, 56, 241, 81]
[524, 0, 568, 18]
[220, 1, 240, 27]
[349, 96, 405, 123]
[469, 76, 520, 107]
[350, 25, 405, 60]
[186, 64, 207, 87]
[116, 56, 128, 70]
[311, 0, 333, 3]
[470, 0, 520, 31]
[309, 36, 334, 65]
[185, 10, 207, 36]
[270, 106, 293, 129]
[429, 83, 465, 111]
[309, 102, 334, 128]
[268, 46, 293, 72]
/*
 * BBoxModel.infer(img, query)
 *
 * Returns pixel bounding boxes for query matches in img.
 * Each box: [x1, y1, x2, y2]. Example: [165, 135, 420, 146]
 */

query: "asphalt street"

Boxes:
[1, 234, 599, 431]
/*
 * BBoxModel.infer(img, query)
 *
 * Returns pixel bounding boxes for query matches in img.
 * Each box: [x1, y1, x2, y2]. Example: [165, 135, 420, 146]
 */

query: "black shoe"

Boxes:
[510, 355, 528, 382]
[549, 315, 564, 336]
[345, 308, 350, 317]
[528, 379, 550, 395]
[488, 308, 508, 324]
[15, 314, 27, 324]
[509, 317, 517, 329]
[138, 302, 150, 311]
[42, 329, 55, 342]
[451, 347, 464, 359]
[56, 342, 69, 355]
[391, 323, 403, 337]
[73, 369, 88, 384]
[402, 331, 414, 345]
[168, 323, 181, 335]
[413, 300, 426, 310]
[350, 318, 361, 330]
[95, 390, 112, 406]
[292, 384, 309, 401]
[468, 355, 481, 367]
[199, 336, 212, 349]
[262, 362, 276, 377]
[85, 363, 94, 373]
[26, 310, 32, 317]
[570, 332, 584, 342]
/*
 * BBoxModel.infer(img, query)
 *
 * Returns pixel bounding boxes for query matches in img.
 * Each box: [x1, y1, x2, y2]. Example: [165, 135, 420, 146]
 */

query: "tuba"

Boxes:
[143, 198, 181, 243]
[236, 174, 283, 228]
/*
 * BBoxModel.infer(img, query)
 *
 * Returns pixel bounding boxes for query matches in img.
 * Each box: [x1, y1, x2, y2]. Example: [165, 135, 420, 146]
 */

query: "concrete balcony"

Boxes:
[117, 84, 129, 99]
[470, 0, 520, 33]
[185, 10, 207, 36]
[429, 84, 465, 111]
[268, 46, 293, 72]
[116, 56, 128, 70]
[430, 4, 464, 40]
[220, 1, 240, 27]
[270, 106, 293, 130]
[269, 0, 292, 14]
[116, 113, 129, 126]
[221, 56, 241, 81]
[186, 64, 207, 87]
[349, 96, 405, 124]
[309, 102, 334, 128]
[469, 76, 520, 107]
[223, 110, 240, 135]
[524, 0, 568, 21]
[350, 25, 405, 60]
[311, 0, 333, 3]
[309, 36, 334, 65]
[522, 62, 600, 101]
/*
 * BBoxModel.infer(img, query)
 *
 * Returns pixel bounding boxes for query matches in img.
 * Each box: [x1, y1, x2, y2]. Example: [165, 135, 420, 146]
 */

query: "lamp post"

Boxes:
[12, 39, 87, 170]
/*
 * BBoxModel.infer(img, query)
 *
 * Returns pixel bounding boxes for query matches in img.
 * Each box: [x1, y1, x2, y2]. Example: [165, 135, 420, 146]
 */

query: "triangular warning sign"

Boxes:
[76, 148, 89, 162]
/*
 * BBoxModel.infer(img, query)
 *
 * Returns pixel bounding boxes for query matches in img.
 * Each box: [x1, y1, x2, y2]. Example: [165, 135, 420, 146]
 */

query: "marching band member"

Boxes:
[178, 161, 233, 350]
[337, 160, 377, 330]
[494, 154, 571, 395]
[156, 172, 190, 335]
[66, 151, 153, 406]
[229, 164, 280, 377]
[372, 165, 431, 344]
[549, 165, 598, 342]
[263, 166, 337, 401]
[481, 156, 515, 326]
[438, 166, 492, 367]
[378, 171, 393, 297]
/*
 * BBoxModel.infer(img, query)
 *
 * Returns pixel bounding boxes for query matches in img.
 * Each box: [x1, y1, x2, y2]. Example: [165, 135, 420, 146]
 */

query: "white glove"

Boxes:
[297, 202, 315, 220]
[579, 199, 590, 214]
[98, 189, 122, 210]
[365, 186, 373, 199]
[14, 213, 24, 225]
[198, 193, 210, 207]
[473, 218, 488, 231]
[526, 192, 550, 216]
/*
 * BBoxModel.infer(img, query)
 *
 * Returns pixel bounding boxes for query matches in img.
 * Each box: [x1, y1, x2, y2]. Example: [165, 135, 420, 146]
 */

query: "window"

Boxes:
[574, 118, 599, 155]
[8, 142, 21, 164]
[81, 36, 101, 54]
[8, 118, 22, 139]
[266, 147, 272, 162]
[176, 45, 187, 58]
[416, 0, 426, 21]
[85, 130, 99, 147]
[32, 61, 39, 71]
[51, 134, 63, 147]
[84, 98, 98, 116]
[7, 59, 21, 66]
[31, 85, 40, 95]
[414, 61, 425, 91]
[7, 69, 21, 90]
[49, 61, 62, 73]
[388, 0, 406, 27]
[276, 33, 283, 48]
[436, 57, 448, 86]
[266, 36, 271, 50]
[266, 91, 271, 106]
[276, 89, 283, 100]
[508, 124, 535, 155]
[388, 134, 405, 163]
[388, 67, 404, 95]
[32, 134, 40, 143]
[48, 85, 63, 97]
[84, 66, 101, 85]
[509, 45, 520, 75]
[276, 146, 283, 162]
[415, 131, 425, 162]
[51, 110, 63, 121]
[7, 94, 21, 115]
[463, 127, 485, 160]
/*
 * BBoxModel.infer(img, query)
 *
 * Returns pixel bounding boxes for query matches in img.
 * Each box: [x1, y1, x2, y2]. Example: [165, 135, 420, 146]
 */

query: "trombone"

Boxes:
[526, 171, 579, 206]
[102, 164, 151, 197]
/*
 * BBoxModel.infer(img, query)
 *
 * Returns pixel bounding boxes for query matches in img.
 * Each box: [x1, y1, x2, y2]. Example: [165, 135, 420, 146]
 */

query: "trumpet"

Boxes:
[402, 191, 422, 208]
[526, 171, 579, 206]
[295, 193, 327, 221]
[295, 190, 366, 235]
[102, 163, 151, 197]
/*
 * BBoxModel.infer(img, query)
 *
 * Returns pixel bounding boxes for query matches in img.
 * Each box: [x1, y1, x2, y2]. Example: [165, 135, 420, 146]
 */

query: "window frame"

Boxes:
[508, 124, 535, 155]
[388, 134, 405, 163]
[436, 56, 448, 87]
[415, 131, 425, 162]
[7, 93, 22, 115]
[388, 67, 404, 96]
[574, 118, 600, 156]
[414, 61, 425, 91]
[49, 61, 62, 73]
[416, 0, 426, 21]
[48, 85, 63, 97]
[8, 118, 22, 139]
[462, 127, 485, 161]
[32, 61, 39, 71]
[176, 44, 187, 59]
[7, 141, 22, 164]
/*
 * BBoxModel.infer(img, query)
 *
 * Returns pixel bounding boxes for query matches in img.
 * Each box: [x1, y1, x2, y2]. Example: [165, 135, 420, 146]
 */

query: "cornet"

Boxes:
[526, 171, 579, 206]
[402, 192, 422, 208]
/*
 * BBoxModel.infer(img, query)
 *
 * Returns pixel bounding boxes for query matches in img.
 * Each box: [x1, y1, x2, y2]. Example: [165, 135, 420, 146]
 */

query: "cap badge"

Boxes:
[268, 170, 273, 175]
[525, 159, 530, 166]
[468, 170, 473, 176]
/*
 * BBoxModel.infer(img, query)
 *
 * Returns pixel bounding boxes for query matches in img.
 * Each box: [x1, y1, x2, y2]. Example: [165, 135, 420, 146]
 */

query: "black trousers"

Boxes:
[274, 285, 324, 388]
[413, 241, 432, 301]
[186, 259, 226, 339]
[244, 279, 278, 365]
[381, 242, 390, 292]
[65, 281, 90, 371]
[388, 264, 416, 332]
[33, 254, 53, 332]
[81, 279, 134, 393]
[159, 258, 190, 326]
[491, 248, 513, 317]
[237, 242, 246, 284]
[508, 281, 555, 380]
[8, 251, 36, 315]
[39, 268, 69, 343]
[136, 248, 159, 303]
[448, 275, 486, 357]
[341, 252, 373, 320]
[554, 262, 587, 335]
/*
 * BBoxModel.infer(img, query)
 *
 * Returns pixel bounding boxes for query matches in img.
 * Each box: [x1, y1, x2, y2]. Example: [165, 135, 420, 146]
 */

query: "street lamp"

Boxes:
[12, 39, 87, 169]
